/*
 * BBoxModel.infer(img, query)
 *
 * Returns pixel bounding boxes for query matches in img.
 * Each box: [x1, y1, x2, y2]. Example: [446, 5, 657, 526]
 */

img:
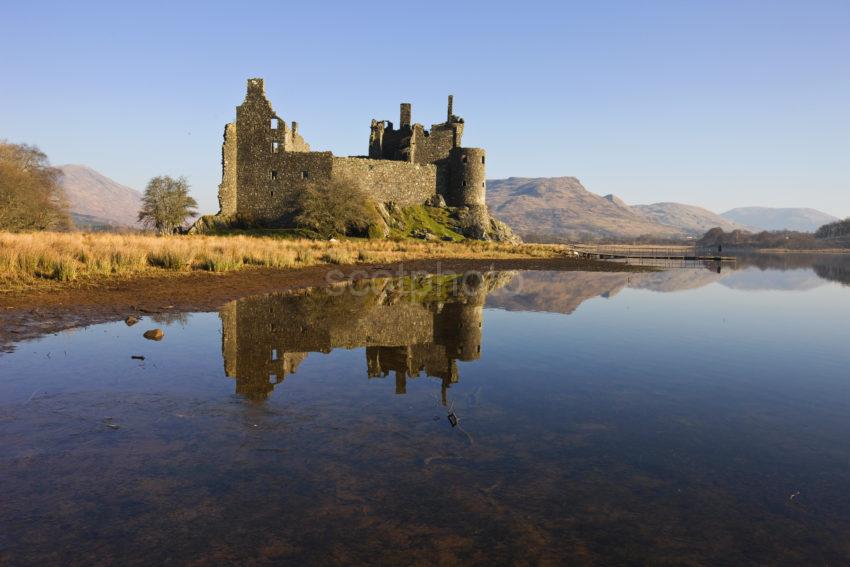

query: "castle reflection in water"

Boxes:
[219, 253, 850, 402]
[219, 272, 514, 402]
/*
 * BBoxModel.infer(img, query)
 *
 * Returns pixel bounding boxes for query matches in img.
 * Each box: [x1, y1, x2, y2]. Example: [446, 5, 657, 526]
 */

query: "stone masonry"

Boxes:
[215, 78, 493, 230]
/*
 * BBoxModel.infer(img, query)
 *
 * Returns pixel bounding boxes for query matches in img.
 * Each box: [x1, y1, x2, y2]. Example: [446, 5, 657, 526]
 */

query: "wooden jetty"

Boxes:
[573, 244, 737, 263]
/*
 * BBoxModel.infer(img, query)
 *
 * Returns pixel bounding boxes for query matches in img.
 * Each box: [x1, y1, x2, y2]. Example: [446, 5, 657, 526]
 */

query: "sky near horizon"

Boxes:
[2, 0, 848, 217]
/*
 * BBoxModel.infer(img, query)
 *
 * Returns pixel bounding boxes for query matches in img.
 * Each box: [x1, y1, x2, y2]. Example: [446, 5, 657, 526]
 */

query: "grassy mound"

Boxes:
[384, 205, 465, 242]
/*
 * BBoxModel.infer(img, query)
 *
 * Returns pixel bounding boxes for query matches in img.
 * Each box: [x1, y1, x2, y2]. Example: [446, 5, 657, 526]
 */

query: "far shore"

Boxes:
[748, 248, 850, 254]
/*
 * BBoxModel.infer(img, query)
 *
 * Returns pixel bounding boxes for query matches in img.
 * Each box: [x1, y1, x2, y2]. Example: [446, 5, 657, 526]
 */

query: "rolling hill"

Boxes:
[487, 177, 747, 241]
[632, 202, 748, 234]
[486, 177, 683, 241]
[57, 164, 142, 228]
[721, 207, 839, 232]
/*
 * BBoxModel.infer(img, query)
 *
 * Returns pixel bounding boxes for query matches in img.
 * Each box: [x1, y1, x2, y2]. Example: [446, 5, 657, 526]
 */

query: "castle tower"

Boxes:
[448, 147, 486, 207]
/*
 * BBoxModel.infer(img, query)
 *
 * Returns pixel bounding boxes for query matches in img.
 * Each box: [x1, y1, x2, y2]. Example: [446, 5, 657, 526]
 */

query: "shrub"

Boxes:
[198, 255, 242, 272]
[48, 258, 78, 281]
[148, 249, 190, 270]
[321, 249, 355, 265]
[289, 177, 382, 238]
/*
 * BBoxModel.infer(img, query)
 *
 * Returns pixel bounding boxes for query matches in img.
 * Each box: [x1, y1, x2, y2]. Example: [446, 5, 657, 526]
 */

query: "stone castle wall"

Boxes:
[218, 123, 238, 216]
[215, 79, 494, 230]
[332, 157, 436, 206]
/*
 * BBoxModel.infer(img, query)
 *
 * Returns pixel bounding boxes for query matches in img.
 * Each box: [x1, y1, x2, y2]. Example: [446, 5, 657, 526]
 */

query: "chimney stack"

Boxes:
[399, 103, 412, 128]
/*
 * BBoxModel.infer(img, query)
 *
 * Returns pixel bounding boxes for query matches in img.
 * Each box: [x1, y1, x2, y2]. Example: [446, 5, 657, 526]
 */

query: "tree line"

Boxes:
[0, 140, 197, 234]
[814, 218, 850, 240]
[699, 221, 850, 250]
[0, 141, 70, 230]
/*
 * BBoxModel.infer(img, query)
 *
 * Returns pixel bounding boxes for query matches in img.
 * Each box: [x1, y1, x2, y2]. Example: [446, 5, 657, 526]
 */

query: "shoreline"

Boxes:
[749, 248, 850, 254]
[0, 256, 648, 353]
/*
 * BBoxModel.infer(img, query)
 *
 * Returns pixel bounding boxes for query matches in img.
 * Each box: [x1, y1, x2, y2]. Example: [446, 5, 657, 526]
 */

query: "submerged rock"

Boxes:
[143, 329, 164, 341]
[125, 316, 139, 326]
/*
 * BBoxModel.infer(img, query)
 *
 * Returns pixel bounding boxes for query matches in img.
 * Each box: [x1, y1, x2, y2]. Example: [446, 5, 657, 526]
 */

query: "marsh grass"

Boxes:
[0, 232, 572, 291]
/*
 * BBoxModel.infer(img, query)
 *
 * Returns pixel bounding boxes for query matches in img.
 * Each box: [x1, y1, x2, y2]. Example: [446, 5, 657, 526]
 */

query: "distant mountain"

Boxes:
[632, 202, 748, 234]
[603, 193, 628, 208]
[487, 177, 683, 240]
[721, 207, 839, 232]
[487, 177, 747, 241]
[57, 164, 142, 228]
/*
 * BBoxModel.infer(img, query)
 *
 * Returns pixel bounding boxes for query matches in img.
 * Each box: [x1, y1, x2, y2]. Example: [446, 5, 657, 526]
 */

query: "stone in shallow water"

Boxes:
[143, 329, 164, 341]
[125, 316, 139, 326]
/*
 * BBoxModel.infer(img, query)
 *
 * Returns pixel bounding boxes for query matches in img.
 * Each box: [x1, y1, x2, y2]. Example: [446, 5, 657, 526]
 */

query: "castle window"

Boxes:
[269, 373, 277, 384]
[271, 170, 278, 180]
[302, 170, 309, 179]
[271, 118, 279, 129]
[270, 190, 274, 197]
[462, 155, 468, 164]
[272, 349, 279, 361]
[272, 141, 280, 153]
[482, 181, 485, 187]
[481, 156, 485, 164]
[462, 181, 467, 187]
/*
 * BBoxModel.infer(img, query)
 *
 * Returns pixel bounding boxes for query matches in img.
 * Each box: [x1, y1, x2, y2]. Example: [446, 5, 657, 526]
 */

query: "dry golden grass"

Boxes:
[0, 232, 572, 291]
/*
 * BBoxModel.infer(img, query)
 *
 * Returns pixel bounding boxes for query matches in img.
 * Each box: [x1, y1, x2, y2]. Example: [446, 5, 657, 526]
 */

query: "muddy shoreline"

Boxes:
[0, 257, 645, 352]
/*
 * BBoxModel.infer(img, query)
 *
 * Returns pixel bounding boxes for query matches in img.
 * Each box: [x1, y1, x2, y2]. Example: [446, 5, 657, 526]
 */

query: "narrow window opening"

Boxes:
[272, 349, 278, 361]
[271, 118, 279, 129]
[462, 180, 467, 187]
[302, 170, 309, 179]
[482, 181, 485, 187]
[461, 155, 468, 164]
[272, 141, 280, 153]
[270, 190, 274, 197]
[271, 170, 278, 180]
[269, 373, 277, 384]
[481, 156, 485, 164]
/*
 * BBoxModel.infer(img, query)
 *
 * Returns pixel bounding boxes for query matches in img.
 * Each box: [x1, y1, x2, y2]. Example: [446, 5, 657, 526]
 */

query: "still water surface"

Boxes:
[2, 255, 850, 565]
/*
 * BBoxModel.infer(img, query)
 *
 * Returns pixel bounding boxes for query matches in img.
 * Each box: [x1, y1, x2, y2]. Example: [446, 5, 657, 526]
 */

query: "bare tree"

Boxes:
[138, 176, 198, 234]
[0, 140, 70, 231]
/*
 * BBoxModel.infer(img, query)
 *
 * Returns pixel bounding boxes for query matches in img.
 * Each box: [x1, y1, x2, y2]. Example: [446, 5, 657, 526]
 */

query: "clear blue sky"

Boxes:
[2, 0, 848, 217]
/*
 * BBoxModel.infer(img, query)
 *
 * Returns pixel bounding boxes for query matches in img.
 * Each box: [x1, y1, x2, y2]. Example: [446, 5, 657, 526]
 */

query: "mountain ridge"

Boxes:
[721, 206, 839, 232]
[487, 176, 835, 240]
[57, 164, 142, 228]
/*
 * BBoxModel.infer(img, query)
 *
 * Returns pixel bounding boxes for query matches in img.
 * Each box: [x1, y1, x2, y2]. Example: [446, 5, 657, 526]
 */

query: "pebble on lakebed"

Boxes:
[143, 329, 164, 341]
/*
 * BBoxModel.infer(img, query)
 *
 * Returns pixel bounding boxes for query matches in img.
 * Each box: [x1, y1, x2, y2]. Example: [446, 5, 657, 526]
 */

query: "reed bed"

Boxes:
[0, 232, 570, 290]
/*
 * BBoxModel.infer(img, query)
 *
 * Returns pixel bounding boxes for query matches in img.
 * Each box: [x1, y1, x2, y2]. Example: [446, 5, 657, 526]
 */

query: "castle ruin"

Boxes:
[210, 78, 513, 240]
[219, 273, 514, 402]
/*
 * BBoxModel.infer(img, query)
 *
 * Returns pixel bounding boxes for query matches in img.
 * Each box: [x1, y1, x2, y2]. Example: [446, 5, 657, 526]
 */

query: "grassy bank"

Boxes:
[0, 232, 572, 292]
